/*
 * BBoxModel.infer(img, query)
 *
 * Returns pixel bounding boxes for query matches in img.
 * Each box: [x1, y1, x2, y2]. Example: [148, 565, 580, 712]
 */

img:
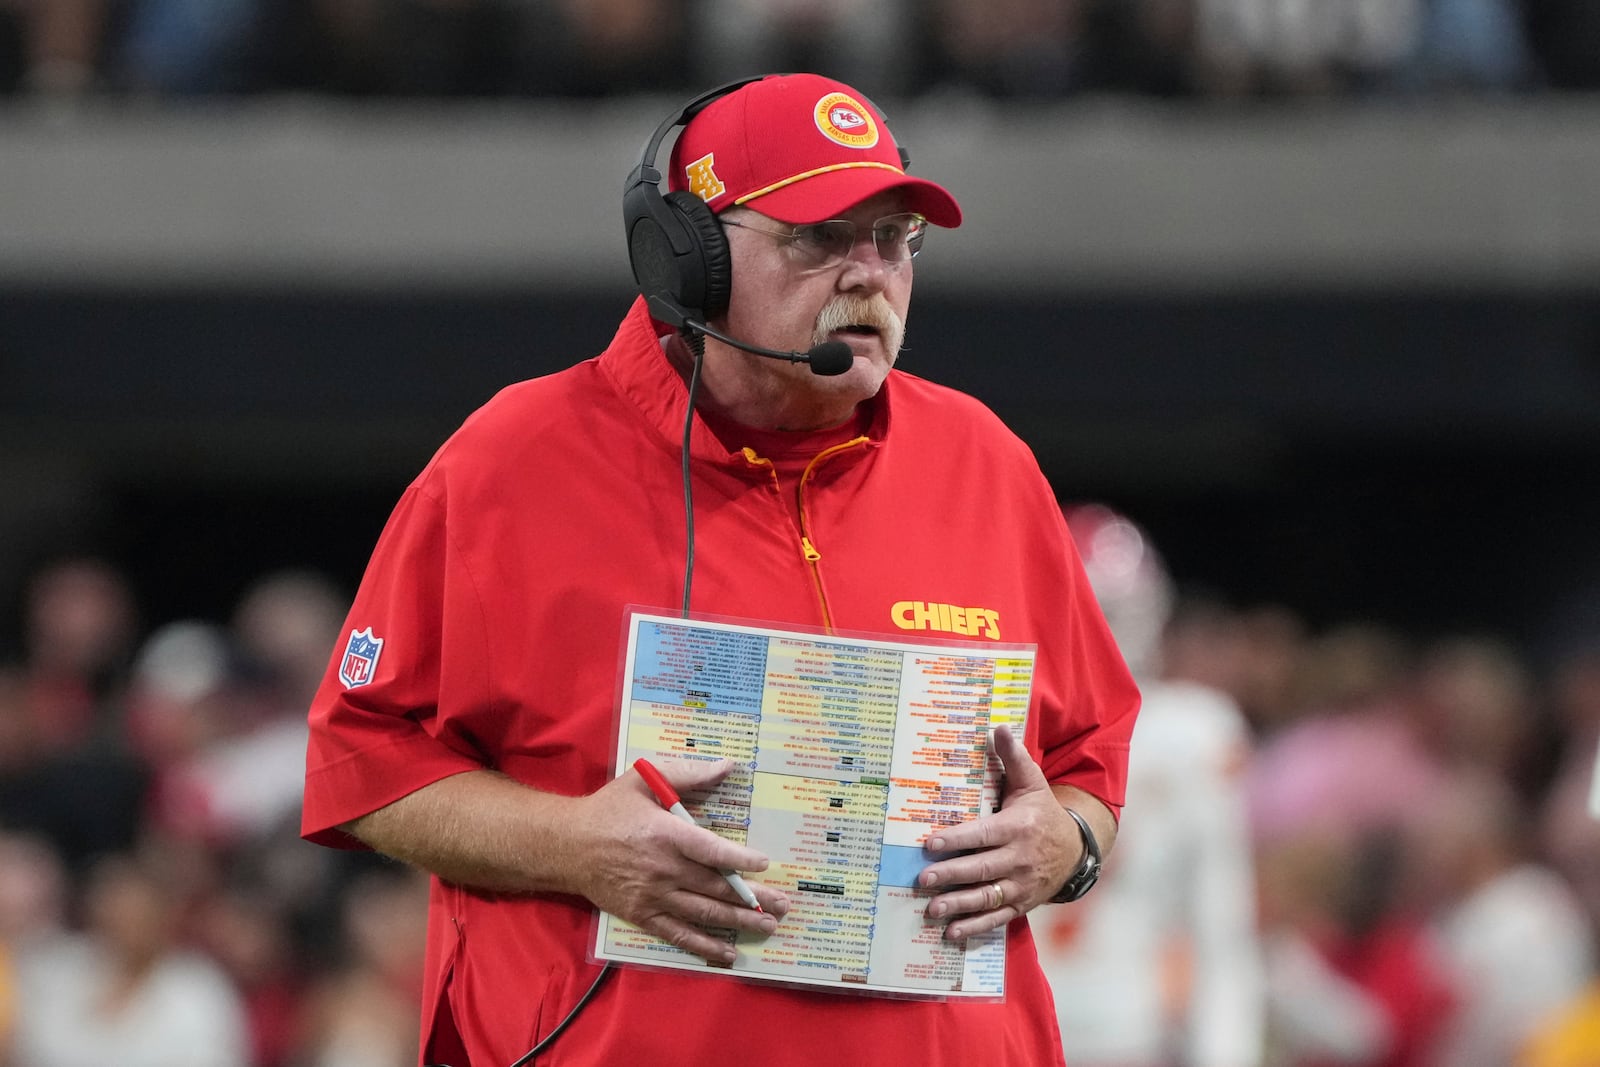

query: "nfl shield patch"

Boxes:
[340, 627, 384, 689]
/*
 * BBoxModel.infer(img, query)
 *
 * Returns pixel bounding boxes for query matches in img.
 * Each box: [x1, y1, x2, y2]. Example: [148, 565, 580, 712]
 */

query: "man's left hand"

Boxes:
[916, 724, 1084, 941]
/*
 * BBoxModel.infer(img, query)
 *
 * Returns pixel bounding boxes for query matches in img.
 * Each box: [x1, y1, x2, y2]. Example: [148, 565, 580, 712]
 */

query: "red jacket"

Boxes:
[303, 297, 1139, 1067]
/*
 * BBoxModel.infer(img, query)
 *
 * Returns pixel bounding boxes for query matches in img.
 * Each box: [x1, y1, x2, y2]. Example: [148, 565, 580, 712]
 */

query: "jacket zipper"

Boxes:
[796, 436, 870, 632]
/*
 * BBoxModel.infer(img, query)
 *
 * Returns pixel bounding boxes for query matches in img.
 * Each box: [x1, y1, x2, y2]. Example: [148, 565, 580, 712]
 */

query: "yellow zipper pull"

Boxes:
[801, 536, 821, 562]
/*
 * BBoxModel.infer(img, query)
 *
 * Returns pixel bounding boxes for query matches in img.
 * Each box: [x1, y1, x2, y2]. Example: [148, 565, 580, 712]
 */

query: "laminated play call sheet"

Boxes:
[594, 612, 1037, 998]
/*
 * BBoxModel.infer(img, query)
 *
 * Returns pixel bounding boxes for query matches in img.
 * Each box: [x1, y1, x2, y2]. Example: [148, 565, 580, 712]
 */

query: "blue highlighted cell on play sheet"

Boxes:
[878, 844, 931, 888]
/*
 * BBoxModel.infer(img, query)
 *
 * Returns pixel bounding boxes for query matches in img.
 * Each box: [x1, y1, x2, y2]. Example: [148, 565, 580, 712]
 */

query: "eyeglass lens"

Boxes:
[795, 214, 925, 266]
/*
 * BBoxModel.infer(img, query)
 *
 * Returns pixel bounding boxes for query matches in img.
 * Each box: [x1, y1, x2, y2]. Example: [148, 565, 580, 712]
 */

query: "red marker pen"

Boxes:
[634, 757, 763, 913]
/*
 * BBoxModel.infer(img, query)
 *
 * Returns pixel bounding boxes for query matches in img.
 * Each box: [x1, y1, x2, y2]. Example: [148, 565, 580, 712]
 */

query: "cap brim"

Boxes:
[742, 171, 963, 229]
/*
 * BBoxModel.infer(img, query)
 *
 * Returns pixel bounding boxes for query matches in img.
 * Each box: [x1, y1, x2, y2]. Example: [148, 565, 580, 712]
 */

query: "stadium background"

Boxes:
[2, 2, 1600, 1063]
[4, 95, 1599, 660]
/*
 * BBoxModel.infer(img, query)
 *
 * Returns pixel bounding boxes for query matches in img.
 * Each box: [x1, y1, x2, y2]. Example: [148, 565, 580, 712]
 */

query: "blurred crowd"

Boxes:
[1029, 504, 1600, 1067]
[1, 526, 1598, 1065]
[1155, 576, 1600, 1066]
[0, 0, 1598, 103]
[2, 8, 1595, 1067]
[0, 557, 427, 1067]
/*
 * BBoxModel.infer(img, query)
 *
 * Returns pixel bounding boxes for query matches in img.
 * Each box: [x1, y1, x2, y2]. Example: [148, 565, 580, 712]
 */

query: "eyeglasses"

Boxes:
[721, 212, 928, 269]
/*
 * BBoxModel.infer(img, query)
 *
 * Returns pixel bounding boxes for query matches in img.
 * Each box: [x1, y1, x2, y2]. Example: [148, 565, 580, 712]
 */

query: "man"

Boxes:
[301, 73, 1139, 1067]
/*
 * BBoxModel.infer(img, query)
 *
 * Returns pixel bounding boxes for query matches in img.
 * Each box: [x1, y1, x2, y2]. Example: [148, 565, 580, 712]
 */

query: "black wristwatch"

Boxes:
[1048, 808, 1102, 903]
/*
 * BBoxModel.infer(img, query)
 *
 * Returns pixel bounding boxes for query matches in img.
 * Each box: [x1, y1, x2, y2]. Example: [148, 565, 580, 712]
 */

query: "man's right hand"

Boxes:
[571, 757, 788, 964]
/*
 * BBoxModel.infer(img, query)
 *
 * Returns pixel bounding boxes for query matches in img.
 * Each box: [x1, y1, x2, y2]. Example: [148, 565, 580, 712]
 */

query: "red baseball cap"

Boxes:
[667, 73, 962, 228]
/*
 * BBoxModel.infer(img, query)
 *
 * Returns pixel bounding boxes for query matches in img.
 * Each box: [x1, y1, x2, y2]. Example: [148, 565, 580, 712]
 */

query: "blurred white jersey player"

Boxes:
[1033, 504, 1265, 1067]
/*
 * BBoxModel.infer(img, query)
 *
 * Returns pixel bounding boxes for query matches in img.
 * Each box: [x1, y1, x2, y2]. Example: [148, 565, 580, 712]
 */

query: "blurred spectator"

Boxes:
[0, 559, 148, 875]
[10, 556, 137, 753]
[1080, 0, 1208, 96]
[294, 864, 429, 1067]
[1527, 630, 1600, 1067]
[914, 0, 1102, 98]
[1163, 597, 1311, 738]
[1247, 624, 1459, 1067]
[0, 832, 70, 954]
[1538, 637, 1600, 930]
[1255, 827, 1459, 1067]
[112, 0, 259, 94]
[1521, 0, 1600, 89]
[232, 567, 346, 712]
[1191, 0, 1531, 96]
[1230, 605, 1311, 737]
[0, 0, 110, 95]
[149, 570, 346, 848]
[123, 619, 236, 783]
[1161, 595, 1253, 708]
[690, 0, 914, 99]
[1033, 503, 1265, 1067]
[1407, 770, 1594, 1067]
[193, 881, 307, 1067]
[1248, 623, 1446, 846]
[1191, 0, 1421, 96]
[251, 0, 518, 96]
[503, 0, 690, 97]
[9, 850, 251, 1067]
[1406, 635, 1548, 800]
[0, 832, 70, 1067]
[1398, 0, 1536, 91]
[1256, 835, 1394, 1066]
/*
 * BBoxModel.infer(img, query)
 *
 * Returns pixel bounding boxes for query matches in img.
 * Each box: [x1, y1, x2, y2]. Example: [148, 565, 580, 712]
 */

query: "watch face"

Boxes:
[1051, 857, 1101, 903]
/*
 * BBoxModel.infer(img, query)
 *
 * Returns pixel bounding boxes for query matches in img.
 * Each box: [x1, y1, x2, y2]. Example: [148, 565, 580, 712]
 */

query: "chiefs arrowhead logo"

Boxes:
[814, 92, 879, 150]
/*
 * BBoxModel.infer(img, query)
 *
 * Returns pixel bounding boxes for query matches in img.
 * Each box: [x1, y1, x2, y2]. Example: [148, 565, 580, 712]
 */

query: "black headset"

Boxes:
[622, 75, 912, 331]
[622, 76, 760, 330]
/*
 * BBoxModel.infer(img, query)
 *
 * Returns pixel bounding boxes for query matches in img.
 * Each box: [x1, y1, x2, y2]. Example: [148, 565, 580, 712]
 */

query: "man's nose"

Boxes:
[836, 234, 894, 290]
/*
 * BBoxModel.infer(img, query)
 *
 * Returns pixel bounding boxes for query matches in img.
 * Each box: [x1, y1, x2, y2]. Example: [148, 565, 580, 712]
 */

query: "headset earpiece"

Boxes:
[622, 184, 733, 327]
[623, 77, 762, 328]
[663, 190, 732, 318]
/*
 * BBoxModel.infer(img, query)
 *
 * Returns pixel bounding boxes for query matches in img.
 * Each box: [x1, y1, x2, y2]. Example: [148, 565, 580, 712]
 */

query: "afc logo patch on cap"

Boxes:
[684, 152, 726, 204]
[339, 626, 384, 689]
[813, 92, 879, 150]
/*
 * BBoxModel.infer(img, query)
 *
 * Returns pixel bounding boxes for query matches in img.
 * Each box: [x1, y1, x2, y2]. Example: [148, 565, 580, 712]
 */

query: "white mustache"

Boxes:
[812, 294, 905, 356]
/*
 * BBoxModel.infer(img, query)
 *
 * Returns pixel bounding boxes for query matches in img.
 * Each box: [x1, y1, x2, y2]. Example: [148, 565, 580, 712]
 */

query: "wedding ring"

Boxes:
[991, 882, 1005, 909]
